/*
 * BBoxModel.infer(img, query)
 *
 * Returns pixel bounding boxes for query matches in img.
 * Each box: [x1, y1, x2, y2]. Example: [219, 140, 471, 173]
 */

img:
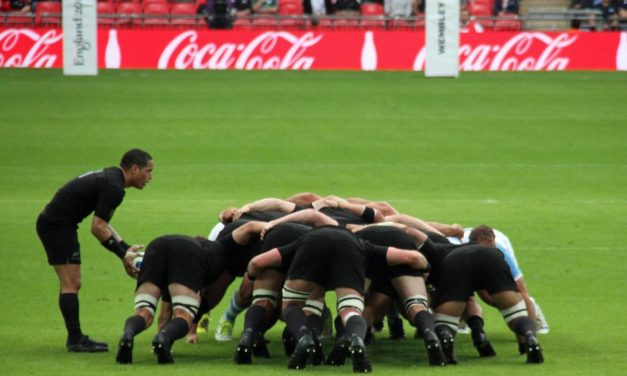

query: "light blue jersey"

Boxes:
[448, 228, 523, 280]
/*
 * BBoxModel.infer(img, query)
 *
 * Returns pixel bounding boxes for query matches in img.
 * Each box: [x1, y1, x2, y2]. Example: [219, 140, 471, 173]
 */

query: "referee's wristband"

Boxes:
[101, 236, 130, 259]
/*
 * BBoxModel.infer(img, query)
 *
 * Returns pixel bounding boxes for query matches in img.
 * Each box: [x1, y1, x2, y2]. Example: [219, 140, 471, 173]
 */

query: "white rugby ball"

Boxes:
[132, 254, 143, 269]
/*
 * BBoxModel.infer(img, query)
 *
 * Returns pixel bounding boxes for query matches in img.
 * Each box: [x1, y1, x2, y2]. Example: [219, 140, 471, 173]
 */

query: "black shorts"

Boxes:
[36, 214, 81, 265]
[287, 229, 366, 294]
[432, 246, 518, 307]
[137, 236, 206, 293]
[263, 223, 311, 274]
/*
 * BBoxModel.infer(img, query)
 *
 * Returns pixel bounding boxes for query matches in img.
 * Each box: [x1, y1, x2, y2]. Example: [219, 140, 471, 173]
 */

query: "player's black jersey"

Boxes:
[420, 239, 464, 287]
[278, 226, 388, 274]
[217, 219, 263, 277]
[319, 207, 370, 226]
[41, 167, 125, 225]
[355, 225, 416, 249]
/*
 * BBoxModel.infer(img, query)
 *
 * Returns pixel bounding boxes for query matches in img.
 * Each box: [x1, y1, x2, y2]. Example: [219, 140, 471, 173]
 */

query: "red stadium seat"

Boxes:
[142, 0, 168, 4]
[97, 2, 116, 25]
[116, 2, 142, 26]
[469, 2, 491, 16]
[251, 15, 279, 29]
[143, 2, 170, 26]
[278, 2, 303, 15]
[494, 15, 521, 31]
[35, 1, 61, 26]
[360, 2, 383, 16]
[170, 2, 198, 27]
[317, 16, 359, 30]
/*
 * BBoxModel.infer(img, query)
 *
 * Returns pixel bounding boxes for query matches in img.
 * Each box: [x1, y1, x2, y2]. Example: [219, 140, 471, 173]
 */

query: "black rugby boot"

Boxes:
[423, 329, 447, 366]
[152, 332, 173, 364]
[234, 330, 253, 364]
[525, 332, 544, 364]
[472, 331, 496, 357]
[115, 332, 134, 364]
[67, 335, 108, 353]
[287, 333, 315, 370]
[349, 334, 372, 373]
[325, 334, 350, 366]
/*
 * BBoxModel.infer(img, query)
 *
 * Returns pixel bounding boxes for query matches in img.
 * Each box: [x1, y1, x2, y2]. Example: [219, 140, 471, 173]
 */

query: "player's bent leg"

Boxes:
[494, 292, 544, 364]
[152, 285, 199, 364]
[335, 289, 372, 373]
[433, 301, 466, 365]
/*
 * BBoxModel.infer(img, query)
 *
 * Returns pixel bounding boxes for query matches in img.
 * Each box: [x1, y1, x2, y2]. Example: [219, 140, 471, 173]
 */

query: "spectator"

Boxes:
[0, 0, 30, 12]
[303, 0, 330, 15]
[252, 0, 278, 14]
[618, 0, 627, 29]
[460, 3, 484, 32]
[234, 0, 254, 16]
[200, 0, 235, 28]
[328, 0, 361, 16]
[494, 0, 519, 15]
[384, 0, 418, 17]
[592, 0, 619, 29]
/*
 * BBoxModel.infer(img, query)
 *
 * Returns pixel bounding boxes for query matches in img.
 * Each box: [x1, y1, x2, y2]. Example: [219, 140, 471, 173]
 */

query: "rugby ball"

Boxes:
[132, 254, 143, 269]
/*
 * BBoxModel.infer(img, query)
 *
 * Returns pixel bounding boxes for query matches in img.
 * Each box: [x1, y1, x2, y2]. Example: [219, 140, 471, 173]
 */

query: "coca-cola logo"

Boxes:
[0, 29, 62, 68]
[414, 32, 579, 71]
[158, 31, 323, 70]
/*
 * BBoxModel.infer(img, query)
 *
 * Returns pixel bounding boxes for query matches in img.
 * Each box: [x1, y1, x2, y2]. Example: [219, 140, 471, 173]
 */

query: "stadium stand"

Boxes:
[0, 0, 620, 31]
[35, 1, 61, 26]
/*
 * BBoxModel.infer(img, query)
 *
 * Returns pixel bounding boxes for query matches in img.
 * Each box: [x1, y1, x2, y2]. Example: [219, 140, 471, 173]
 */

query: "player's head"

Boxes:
[469, 225, 496, 246]
[120, 149, 153, 189]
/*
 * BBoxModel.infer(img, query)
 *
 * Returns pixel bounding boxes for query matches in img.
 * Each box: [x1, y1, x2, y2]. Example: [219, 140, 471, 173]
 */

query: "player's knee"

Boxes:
[171, 295, 200, 321]
[403, 294, 429, 316]
[135, 293, 158, 317]
[500, 300, 528, 324]
[282, 286, 309, 306]
[303, 299, 325, 317]
[337, 295, 364, 319]
[252, 288, 279, 311]
[434, 313, 461, 335]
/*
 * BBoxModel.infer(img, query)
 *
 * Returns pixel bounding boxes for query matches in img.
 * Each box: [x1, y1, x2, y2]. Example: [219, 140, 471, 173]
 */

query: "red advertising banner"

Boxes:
[1, 27, 626, 71]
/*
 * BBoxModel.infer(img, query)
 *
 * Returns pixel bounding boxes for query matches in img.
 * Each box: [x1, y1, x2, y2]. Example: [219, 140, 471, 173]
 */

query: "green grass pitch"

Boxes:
[0, 69, 626, 375]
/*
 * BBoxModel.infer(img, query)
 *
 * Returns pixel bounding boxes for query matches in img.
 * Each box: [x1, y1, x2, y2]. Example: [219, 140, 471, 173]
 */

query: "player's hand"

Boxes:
[451, 224, 464, 239]
[233, 205, 250, 221]
[123, 244, 144, 279]
[260, 222, 275, 239]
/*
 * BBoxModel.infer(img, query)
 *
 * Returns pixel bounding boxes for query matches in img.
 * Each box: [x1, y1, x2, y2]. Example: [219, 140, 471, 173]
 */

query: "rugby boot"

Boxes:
[152, 332, 173, 364]
[287, 333, 315, 370]
[67, 335, 108, 353]
[349, 334, 372, 373]
[252, 333, 271, 358]
[310, 331, 325, 366]
[325, 334, 350, 366]
[439, 330, 457, 365]
[423, 329, 447, 366]
[524, 332, 544, 364]
[282, 326, 296, 357]
[234, 330, 253, 364]
[472, 331, 496, 357]
[115, 332, 134, 364]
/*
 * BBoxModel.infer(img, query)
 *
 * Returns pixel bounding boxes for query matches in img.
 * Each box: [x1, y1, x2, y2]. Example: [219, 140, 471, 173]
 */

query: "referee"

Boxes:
[36, 149, 154, 352]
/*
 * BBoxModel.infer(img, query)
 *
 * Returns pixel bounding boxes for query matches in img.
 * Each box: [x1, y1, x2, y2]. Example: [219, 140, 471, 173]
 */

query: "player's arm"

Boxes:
[231, 221, 266, 245]
[92, 216, 142, 278]
[385, 214, 444, 235]
[247, 248, 283, 280]
[260, 209, 338, 238]
[385, 246, 430, 271]
[234, 198, 297, 220]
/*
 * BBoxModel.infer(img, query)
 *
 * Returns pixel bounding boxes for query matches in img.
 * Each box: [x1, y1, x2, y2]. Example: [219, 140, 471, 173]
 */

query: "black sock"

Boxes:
[159, 317, 189, 343]
[466, 315, 486, 342]
[334, 315, 345, 337]
[244, 305, 268, 335]
[413, 311, 435, 336]
[59, 293, 82, 342]
[345, 316, 368, 340]
[123, 315, 146, 336]
[511, 317, 536, 337]
[283, 305, 309, 339]
[307, 314, 324, 335]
